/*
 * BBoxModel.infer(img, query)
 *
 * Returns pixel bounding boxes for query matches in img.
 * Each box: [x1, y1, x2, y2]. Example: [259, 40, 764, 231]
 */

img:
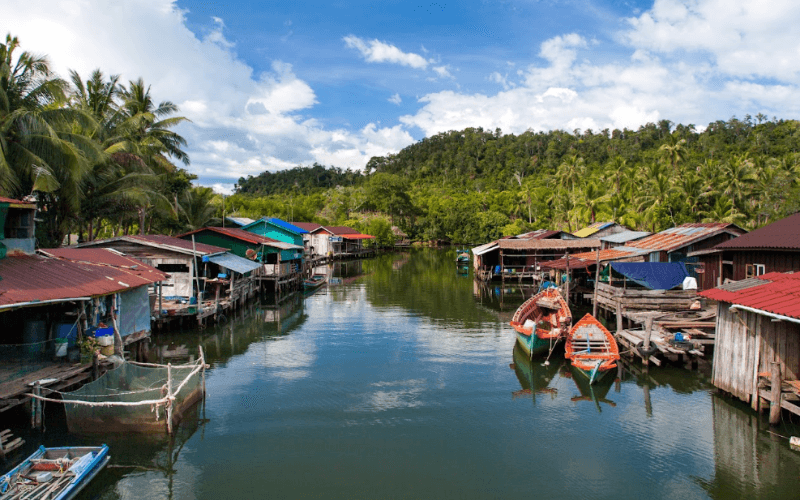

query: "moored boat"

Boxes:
[303, 274, 327, 291]
[455, 249, 470, 264]
[0, 445, 109, 500]
[509, 287, 572, 358]
[565, 313, 620, 385]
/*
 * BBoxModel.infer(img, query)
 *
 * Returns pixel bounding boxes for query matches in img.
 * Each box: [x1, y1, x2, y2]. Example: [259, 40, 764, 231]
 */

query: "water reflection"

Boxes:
[26, 249, 800, 499]
[696, 394, 800, 499]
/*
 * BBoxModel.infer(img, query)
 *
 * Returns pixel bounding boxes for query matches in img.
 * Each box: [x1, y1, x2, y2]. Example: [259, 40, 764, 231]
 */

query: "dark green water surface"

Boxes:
[8, 249, 800, 499]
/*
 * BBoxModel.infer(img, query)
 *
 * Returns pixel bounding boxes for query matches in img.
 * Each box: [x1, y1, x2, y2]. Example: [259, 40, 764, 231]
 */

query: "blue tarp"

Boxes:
[610, 262, 690, 290]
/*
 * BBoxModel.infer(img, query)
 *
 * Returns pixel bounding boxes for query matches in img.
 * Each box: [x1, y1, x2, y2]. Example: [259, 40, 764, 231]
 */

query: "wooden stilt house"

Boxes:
[700, 272, 800, 423]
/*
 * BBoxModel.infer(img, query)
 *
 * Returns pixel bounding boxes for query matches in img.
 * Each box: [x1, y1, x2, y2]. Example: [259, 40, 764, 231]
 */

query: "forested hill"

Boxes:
[228, 116, 800, 245]
[236, 163, 363, 195]
[364, 118, 800, 191]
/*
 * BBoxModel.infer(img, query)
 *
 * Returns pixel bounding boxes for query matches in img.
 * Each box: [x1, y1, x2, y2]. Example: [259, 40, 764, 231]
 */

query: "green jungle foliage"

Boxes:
[236, 163, 362, 195]
[231, 117, 800, 245]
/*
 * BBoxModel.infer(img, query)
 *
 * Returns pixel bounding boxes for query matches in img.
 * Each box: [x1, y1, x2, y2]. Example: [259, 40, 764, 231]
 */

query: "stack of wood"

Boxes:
[0, 428, 24, 458]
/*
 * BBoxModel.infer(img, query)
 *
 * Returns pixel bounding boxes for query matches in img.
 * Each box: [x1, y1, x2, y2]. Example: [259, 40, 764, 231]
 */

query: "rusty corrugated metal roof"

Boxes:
[497, 239, 601, 250]
[699, 272, 800, 319]
[715, 213, 800, 250]
[39, 248, 168, 282]
[78, 234, 228, 255]
[566, 223, 744, 264]
[627, 223, 744, 252]
[0, 254, 164, 307]
[129, 234, 228, 254]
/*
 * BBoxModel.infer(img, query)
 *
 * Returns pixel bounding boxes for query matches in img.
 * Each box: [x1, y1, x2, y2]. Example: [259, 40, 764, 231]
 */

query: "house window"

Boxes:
[746, 264, 766, 278]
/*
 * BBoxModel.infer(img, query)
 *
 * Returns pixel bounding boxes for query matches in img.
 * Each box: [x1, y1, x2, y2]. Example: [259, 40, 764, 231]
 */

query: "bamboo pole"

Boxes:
[192, 235, 202, 304]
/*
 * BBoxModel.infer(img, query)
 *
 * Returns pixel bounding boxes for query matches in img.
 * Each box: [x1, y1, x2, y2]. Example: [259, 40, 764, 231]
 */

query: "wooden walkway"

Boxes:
[0, 362, 104, 414]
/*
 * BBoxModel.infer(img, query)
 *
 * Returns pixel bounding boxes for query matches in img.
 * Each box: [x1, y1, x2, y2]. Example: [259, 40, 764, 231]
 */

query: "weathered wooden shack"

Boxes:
[78, 235, 229, 298]
[0, 248, 167, 417]
[472, 237, 600, 281]
[700, 272, 800, 424]
[690, 212, 800, 286]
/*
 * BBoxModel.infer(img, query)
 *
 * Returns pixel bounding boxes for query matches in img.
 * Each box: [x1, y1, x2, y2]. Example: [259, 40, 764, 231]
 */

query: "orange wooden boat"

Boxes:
[565, 313, 620, 385]
[509, 287, 572, 358]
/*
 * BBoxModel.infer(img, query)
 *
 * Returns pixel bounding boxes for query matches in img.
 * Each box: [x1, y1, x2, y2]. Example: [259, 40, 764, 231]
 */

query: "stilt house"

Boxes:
[699, 272, 800, 421]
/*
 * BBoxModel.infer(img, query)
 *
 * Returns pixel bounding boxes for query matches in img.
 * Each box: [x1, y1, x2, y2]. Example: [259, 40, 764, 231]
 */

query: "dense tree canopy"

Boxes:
[230, 117, 800, 245]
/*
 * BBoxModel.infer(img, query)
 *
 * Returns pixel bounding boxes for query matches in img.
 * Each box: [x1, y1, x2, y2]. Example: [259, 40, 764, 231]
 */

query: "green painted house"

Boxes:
[179, 226, 303, 276]
[242, 218, 307, 261]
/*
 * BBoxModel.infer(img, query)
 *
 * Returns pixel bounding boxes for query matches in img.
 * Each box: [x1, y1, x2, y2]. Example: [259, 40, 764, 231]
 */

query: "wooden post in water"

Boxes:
[643, 315, 654, 367]
[565, 252, 570, 306]
[770, 362, 782, 426]
[31, 381, 42, 429]
[592, 249, 600, 317]
[616, 301, 623, 333]
[166, 362, 173, 434]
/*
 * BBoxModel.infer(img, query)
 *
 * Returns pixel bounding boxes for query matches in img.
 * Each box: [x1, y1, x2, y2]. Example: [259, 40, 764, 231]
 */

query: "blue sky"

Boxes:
[4, 0, 800, 193]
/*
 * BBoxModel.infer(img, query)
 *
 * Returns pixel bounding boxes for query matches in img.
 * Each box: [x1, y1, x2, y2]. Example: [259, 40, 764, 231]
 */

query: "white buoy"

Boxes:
[790, 436, 800, 449]
[543, 360, 550, 366]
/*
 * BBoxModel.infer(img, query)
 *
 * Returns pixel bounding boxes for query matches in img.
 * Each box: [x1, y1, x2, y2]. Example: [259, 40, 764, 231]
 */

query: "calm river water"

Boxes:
[8, 249, 800, 499]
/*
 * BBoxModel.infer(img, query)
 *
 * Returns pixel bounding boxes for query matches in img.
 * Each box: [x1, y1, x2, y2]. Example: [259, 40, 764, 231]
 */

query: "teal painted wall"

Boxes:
[247, 220, 303, 247]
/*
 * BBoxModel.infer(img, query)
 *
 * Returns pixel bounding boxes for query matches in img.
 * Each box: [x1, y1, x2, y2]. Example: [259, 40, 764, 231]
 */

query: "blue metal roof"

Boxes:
[266, 218, 308, 234]
[207, 252, 262, 274]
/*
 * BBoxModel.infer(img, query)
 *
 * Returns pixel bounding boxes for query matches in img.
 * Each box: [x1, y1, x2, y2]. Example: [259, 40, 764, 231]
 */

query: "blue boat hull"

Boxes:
[0, 445, 110, 500]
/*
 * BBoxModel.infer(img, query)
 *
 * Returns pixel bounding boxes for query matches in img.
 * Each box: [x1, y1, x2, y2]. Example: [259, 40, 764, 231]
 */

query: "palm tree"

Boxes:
[555, 154, 585, 193]
[0, 34, 100, 245]
[659, 133, 686, 172]
[720, 154, 756, 213]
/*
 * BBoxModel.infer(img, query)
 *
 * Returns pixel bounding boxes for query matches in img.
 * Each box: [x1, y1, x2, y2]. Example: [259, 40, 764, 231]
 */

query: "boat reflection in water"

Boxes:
[564, 363, 617, 413]
[510, 344, 561, 401]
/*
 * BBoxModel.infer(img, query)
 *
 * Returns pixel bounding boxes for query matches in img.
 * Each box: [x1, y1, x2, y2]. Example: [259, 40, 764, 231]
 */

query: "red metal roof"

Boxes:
[324, 226, 362, 235]
[290, 222, 323, 232]
[39, 248, 168, 282]
[178, 226, 285, 246]
[341, 234, 375, 240]
[0, 254, 164, 307]
[715, 213, 800, 250]
[699, 272, 800, 319]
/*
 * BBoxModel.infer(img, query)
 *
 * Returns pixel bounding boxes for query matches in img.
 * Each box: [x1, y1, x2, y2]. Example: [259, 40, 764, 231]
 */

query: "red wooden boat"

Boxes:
[565, 313, 620, 384]
[509, 287, 572, 358]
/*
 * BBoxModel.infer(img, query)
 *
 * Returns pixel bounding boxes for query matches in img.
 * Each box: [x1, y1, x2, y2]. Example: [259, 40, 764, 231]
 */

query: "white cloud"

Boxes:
[388, 93, 402, 105]
[624, 0, 800, 81]
[400, 1, 800, 137]
[432, 65, 453, 79]
[1, 0, 419, 188]
[343, 35, 430, 69]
